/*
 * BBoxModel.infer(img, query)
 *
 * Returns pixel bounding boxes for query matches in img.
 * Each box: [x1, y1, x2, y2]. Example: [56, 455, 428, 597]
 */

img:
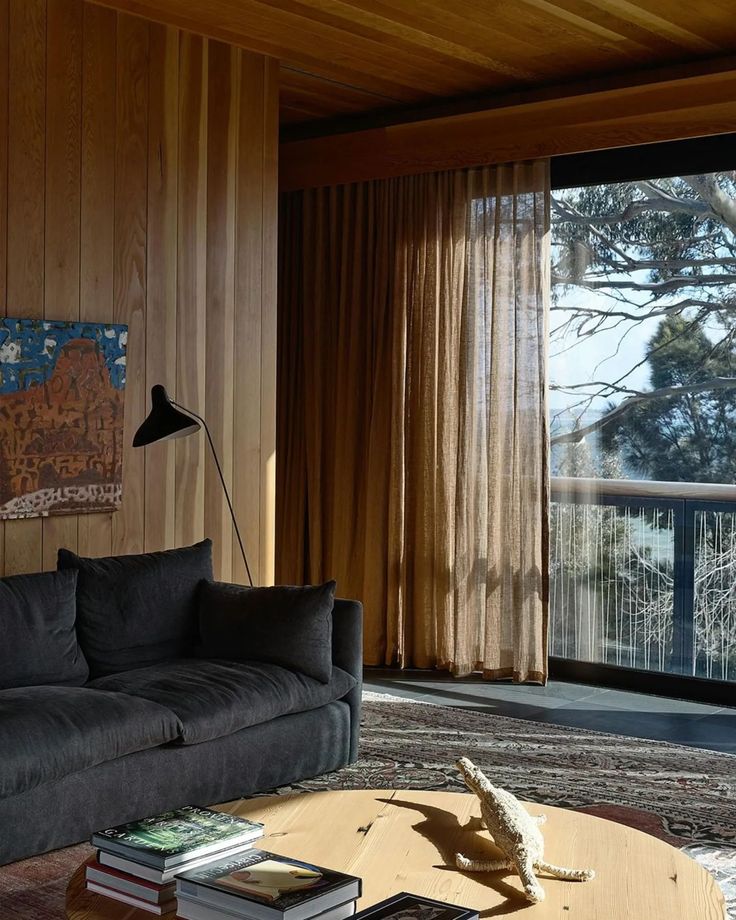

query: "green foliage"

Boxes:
[600, 315, 736, 482]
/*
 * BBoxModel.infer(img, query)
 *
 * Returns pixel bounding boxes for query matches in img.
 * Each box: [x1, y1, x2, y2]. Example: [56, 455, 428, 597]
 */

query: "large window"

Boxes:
[549, 139, 736, 687]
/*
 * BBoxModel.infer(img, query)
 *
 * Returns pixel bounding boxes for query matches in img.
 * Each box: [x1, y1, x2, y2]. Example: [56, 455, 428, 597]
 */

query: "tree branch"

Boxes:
[555, 256, 736, 276]
[552, 196, 712, 226]
[551, 378, 736, 445]
[551, 273, 736, 292]
[551, 381, 639, 396]
[683, 175, 736, 236]
[550, 301, 717, 323]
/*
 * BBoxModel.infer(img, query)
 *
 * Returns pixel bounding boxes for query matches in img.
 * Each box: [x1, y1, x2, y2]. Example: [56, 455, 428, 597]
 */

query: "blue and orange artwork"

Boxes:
[0, 318, 128, 519]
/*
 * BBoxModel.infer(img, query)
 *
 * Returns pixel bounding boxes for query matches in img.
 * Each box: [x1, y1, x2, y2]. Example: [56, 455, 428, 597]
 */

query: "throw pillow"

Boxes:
[198, 580, 336, 683]
[0, 569, 88, 689]
[58, 540, 213, 677]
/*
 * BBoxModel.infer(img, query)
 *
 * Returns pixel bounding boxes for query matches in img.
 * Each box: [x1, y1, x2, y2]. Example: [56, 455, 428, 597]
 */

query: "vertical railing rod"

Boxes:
[680, 500, 696, 676]
[670, 499, 688, 675]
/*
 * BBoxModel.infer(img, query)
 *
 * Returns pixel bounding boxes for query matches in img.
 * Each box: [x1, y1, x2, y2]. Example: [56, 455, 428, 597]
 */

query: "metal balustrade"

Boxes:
[550, 478, 736, 683]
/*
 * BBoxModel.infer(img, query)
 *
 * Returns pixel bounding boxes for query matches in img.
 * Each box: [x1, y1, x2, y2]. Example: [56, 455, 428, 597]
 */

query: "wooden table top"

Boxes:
[66, 789, 725, 919]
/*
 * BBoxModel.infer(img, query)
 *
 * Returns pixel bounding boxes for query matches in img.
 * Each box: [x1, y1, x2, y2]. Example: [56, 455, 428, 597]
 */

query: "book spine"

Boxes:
[86, 880, 175, 915]
[97, 851, 166, 883]
[93, 830, 261, 870]
[175, 880, 276, 920]
[86, 865, 174, 902]
[165, 831, 262, 867]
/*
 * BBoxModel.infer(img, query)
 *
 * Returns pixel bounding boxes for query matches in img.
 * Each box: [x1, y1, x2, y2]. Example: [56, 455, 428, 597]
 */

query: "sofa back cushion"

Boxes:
[0, 569, 88, 689]
[198, 580, 336, 683]
[58, 540, 213, 677]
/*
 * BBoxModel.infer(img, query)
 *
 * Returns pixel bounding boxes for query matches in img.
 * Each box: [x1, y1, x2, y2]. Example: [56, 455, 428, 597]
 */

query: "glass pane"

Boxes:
[693, 508, 736, 681]
[550, 500, 676, 672]
[550, 169, 736, 684]
[551, 173, 736, 485]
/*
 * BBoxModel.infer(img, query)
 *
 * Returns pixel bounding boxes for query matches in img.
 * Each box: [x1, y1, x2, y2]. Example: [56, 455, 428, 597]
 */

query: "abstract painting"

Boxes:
[0, 318, 127, 519]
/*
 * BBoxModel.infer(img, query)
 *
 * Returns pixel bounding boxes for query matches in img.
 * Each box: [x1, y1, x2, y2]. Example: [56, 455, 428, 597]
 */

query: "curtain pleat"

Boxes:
[277, 161, 551, 682]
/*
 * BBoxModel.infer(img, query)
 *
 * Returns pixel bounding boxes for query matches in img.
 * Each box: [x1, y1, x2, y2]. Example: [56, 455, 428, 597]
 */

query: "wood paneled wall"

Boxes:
[0, 0, 278, 583]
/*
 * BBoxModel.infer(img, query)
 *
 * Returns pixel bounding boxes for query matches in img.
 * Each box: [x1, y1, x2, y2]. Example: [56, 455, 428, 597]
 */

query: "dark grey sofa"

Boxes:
[0, 544, 362, 866]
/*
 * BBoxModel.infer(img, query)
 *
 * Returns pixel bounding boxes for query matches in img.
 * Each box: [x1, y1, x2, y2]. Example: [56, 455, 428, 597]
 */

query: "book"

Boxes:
[176, 849, 361, 920]
[175, 894, 357, 920]
[352, 893, 479, 920]
[92, 806, 264, 869]
[86, 858, 175, 903]
[86, 880, 177, 915]
[98, 844, 258, 885]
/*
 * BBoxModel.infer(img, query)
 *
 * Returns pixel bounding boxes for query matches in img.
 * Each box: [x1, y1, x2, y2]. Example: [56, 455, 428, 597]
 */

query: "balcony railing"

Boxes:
[550, 478, 736, 683]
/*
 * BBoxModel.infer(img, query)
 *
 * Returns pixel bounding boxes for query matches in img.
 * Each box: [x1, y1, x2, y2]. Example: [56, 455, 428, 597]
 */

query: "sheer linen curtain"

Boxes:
[277, 161, 551, 682]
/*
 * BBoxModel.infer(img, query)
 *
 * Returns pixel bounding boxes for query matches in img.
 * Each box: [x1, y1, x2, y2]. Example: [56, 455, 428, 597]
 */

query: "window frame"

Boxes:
[548, 133, 736, 703]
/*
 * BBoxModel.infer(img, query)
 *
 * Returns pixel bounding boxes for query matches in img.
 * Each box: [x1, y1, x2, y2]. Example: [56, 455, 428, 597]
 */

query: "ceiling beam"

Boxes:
[280, 64, 736, 190]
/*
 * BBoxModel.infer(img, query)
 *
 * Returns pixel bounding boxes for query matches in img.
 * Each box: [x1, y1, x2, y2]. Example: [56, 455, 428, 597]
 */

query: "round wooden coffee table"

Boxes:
[66, 789, 725, 919]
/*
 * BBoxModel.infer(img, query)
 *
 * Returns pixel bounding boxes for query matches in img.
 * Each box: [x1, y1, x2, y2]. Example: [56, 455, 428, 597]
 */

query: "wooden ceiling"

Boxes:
[90, 0, 736, 135]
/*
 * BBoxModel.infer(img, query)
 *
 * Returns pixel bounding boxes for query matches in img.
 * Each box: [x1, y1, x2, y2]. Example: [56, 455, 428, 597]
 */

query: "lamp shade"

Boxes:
[133, 384, 200, 447]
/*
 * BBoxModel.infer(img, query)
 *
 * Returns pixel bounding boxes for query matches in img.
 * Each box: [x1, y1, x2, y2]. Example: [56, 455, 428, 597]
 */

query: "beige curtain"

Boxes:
[277, 161, 550, 682]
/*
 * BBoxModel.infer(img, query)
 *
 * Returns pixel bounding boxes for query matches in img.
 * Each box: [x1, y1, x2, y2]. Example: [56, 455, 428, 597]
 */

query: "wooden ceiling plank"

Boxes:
[280, 88, 374, 117]
[518, 0, 711, 56]
[619, 0, 736, 44]
[268, 0, 539, 80]
[398, 0, 659, 60]
[362, 0, 594, 57]
[238, 0, 534, 90]
[281, 68, 399, 109]
[281, 65, 396, 95]
[279, 95, 351, 118]
[543, 0, 723, 52]
[281, 104, 323, 123]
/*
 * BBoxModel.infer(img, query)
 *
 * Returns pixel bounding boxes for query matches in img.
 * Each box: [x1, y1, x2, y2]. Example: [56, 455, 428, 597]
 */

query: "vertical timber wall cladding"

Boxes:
[0, 0, 278, 583]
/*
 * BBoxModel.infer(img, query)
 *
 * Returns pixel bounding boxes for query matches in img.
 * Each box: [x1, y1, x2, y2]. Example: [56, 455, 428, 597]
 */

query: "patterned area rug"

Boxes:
[1, 691, 734, 918]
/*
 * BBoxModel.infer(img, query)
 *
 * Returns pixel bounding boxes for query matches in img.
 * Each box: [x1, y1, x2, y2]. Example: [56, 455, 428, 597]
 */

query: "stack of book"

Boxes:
[86, 806, 264, 915]
[175, 849, 362, 920]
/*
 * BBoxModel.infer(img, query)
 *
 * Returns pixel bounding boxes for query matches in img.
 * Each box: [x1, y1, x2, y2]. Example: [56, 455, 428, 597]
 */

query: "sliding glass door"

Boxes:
[548, 138, 736, 693]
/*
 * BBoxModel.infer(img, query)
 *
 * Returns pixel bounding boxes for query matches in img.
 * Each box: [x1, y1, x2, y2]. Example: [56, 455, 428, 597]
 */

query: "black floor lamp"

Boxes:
[133, 384, 254, 587]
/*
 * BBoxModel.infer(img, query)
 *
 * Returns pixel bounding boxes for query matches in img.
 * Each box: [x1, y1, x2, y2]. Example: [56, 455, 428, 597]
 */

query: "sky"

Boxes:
[549, 286, 660, 419]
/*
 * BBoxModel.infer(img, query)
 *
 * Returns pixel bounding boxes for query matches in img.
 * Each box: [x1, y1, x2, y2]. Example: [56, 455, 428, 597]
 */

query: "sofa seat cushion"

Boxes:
[0, 686, 181, 799]
[88, 659, 357, 745]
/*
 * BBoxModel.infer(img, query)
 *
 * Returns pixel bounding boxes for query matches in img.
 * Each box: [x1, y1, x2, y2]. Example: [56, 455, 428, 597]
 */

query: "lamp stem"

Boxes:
[172, 400, 254, 587]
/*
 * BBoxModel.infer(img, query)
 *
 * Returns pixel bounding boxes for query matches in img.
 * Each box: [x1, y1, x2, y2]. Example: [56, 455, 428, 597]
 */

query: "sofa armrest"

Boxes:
[331, 599, 363, 680]
[331, 598, 362, 762]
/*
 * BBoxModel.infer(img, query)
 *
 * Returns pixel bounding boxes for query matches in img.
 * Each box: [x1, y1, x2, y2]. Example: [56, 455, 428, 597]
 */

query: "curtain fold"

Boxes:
[277, 161, 550, 682]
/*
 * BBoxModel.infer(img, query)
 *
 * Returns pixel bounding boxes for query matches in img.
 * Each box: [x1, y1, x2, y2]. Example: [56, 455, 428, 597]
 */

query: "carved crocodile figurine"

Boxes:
[455, 756, 595, 903]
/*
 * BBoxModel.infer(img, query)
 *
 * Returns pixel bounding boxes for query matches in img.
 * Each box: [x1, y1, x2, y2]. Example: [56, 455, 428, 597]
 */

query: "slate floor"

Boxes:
[363, 670, 736, 753]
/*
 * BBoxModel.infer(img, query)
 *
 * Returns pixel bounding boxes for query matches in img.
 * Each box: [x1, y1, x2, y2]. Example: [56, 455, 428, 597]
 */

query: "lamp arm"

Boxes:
[171, 400, 254, 587]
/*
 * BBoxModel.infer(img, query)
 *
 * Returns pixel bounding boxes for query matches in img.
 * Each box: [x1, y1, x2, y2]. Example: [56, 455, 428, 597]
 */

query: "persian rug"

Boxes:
[2, 691, 734, 918]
